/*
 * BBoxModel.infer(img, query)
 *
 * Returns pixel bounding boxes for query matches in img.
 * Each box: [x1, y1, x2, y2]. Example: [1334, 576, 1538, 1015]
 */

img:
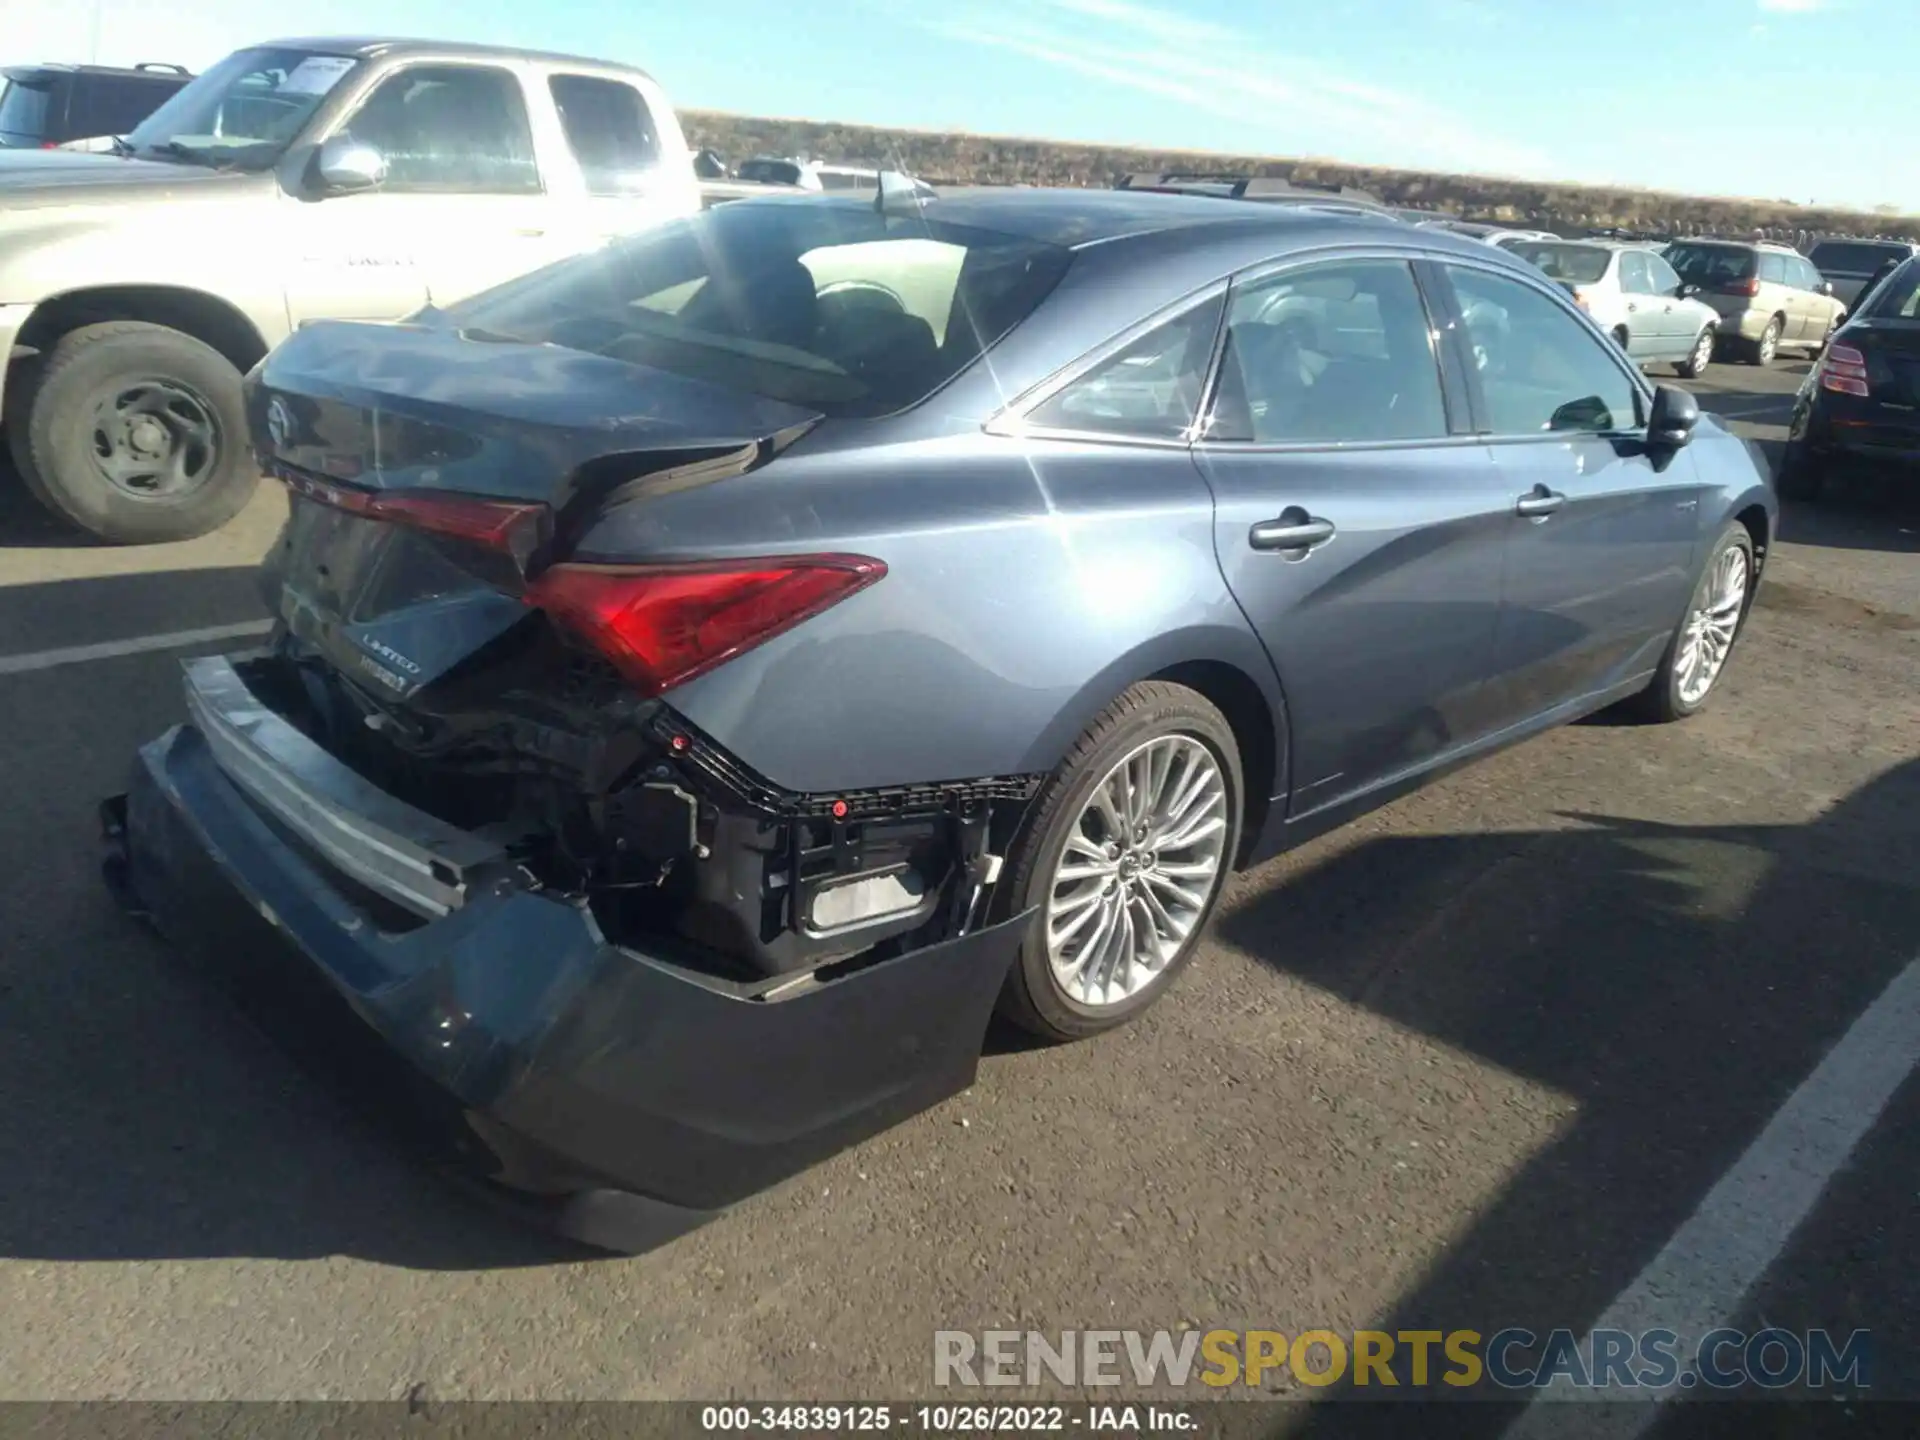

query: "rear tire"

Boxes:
[995, 682, 1243, 1043]
[1627, 522, 1756, 723]
[7, 321, 256, 545]
[1745, 316, 1782, 367]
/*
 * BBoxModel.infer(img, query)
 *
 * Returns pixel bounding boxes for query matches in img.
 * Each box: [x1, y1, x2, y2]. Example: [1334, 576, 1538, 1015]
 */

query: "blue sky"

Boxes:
[9, 0, 1912, 211]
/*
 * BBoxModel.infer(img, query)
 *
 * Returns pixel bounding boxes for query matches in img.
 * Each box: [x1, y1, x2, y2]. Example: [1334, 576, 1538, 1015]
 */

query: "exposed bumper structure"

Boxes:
[106, 655, 1028, 1252]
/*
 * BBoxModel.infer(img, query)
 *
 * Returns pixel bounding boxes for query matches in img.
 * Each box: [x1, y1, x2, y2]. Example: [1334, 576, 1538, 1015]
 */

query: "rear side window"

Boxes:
[1758, 254, 1787, 284]
[1446, 265, 1640, 436]
[1859, 261, 1920, 318]
[548, 74, 660, 195]
[447, 203, 1072, 417]
[739, 158, 803, 186]
[1208, 259, 1448, 444]
[1810, 240, 1909, 274]
[344, 65, 540, 194]
[77, 75, 181, 137]
[1026, 293, 1225, 440]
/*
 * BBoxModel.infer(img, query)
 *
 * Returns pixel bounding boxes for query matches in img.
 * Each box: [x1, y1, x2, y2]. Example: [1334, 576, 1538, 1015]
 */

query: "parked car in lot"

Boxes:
[1662, 239, 1847, 366]
[0, 61, 191, 148]
[0, 37, 702, 545]
[104, 188, 1776, 1250]
[1780, 255, 1920, 500]
[1504, 239, 1720, 377]
[1806, 237, 1920, 309]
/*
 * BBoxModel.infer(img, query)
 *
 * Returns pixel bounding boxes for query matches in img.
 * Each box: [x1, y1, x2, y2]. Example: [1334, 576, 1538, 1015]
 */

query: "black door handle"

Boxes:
[1250, 508, 1336, 553]
[1515, 485, 1566, 519]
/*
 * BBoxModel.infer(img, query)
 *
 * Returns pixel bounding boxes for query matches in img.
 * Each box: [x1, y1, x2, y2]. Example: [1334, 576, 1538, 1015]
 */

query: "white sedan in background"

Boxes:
[1504, 239, 1721, 378]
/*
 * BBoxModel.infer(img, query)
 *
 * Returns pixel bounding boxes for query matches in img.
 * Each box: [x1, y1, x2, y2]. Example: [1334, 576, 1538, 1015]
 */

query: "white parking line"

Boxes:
[1503, 956, 1920, 1438]
[0, 621, 272, 676]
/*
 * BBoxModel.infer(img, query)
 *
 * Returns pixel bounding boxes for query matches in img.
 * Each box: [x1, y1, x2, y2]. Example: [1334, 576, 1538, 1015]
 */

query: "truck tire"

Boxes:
[7, 321, 256, 544]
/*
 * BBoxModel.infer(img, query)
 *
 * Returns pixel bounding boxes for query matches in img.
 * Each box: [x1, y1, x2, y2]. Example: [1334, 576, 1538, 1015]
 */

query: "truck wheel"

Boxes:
[7, 321, 256, 544]
[995, 682, 1243, 1043]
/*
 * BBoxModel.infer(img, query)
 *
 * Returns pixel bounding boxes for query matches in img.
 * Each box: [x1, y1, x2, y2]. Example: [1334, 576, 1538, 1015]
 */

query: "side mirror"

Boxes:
[1819, 279, 1835, 297]
[1648, 384, 1700, 448]
[315, 134, 386, 193]
[1677, 282, 1701, 300]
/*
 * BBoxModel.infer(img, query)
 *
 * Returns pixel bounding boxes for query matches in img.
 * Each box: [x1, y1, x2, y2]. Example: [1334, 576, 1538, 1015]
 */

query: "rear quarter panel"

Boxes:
[568, 427, 1277, 796]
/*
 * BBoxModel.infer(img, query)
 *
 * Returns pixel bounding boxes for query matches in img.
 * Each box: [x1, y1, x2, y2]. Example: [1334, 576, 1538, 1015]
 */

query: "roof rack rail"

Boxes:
[1117, 172, 1389, 211]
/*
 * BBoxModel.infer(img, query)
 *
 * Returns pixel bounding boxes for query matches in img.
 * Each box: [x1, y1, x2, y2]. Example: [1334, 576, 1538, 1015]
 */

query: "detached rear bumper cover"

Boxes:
[108, 657, 1026, 1250]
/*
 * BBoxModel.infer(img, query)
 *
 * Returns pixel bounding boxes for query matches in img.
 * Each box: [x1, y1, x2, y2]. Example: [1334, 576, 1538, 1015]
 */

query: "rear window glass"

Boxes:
[1859, 262, 1920, 318]
[1665, 243, 1757, 283]
[446, 200, 1072, 417]
[738, 158, 803, 186]
[1809, 240, 1911, 273]
[0, 75, 55, 134]
[1508, 243, 1611, 285]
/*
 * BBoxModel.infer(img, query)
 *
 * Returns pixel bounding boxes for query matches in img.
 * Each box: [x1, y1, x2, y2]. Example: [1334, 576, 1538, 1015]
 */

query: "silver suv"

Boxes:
[1663, 239, 1847, 366]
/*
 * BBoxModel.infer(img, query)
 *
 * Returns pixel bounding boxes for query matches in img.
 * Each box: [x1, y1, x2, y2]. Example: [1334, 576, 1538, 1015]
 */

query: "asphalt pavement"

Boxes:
[0, 355, 1915, 1428]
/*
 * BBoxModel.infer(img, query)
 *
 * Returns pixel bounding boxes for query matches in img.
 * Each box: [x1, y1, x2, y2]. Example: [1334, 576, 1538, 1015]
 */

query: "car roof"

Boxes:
[3, 62, 190, 79]
[841, 186, 1420, 249]
[255, 36, 658, 77]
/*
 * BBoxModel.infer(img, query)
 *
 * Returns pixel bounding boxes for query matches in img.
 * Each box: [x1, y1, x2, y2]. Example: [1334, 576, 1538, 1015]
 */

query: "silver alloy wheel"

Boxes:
[1758, 320, 1780, 364]
[1675, 542, 1751, 705]
[1045, 734, 1228, 1008]
[1691, 328, 1714, 374]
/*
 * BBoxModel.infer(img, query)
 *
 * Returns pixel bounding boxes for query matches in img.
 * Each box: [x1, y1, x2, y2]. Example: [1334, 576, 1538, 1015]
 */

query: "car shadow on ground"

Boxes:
[1217, 757, 1920, 1435]
[0, 457, 100, 549]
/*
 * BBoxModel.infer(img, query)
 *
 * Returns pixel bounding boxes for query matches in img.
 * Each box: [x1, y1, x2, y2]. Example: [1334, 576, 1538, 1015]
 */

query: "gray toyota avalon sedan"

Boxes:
[105, 186, 1776, 1250]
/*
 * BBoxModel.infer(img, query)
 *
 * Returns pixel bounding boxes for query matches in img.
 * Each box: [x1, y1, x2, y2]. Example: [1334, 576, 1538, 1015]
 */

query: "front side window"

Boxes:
[1446, 265, 1641, 436]
[124, 47, 359, 170]
[548, 74, 660, 196]
[448, 201, 1072, 416]
[343, 65, 539, 194]
[1618, 252, 1654, 295]
[1790, 258, 1823, 291]
[1758, 253, 1787, 285]
[1208, 259, 1448, 444]
[1025, 293, 1225, 440]
[1647, 253, 1683, 296]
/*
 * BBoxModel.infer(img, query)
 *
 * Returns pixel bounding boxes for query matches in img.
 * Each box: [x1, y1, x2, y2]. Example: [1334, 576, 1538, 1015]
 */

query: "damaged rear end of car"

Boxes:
[104, 198, 1077, 1246]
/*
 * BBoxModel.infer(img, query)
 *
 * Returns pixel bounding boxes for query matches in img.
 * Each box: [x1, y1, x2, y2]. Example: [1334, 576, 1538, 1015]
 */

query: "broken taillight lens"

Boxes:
[274, 468, 549, 563]
[1818, 342, 1870, 397]
[523, 555, 887, 696]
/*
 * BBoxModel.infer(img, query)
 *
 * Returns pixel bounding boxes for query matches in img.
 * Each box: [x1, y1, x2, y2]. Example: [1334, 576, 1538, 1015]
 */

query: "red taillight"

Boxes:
[273, 467, 547, 560]
[1819, 342, 1870, 397]
[523, 556, 886, 696]
[1719, 276, 1761, 298]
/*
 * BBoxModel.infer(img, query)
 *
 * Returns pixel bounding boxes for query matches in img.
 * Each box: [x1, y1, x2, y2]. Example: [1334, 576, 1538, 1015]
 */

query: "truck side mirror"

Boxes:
[316, 134, 386, 193]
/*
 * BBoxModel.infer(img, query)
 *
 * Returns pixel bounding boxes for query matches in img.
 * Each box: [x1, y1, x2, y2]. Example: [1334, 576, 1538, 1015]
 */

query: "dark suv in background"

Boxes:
[0, 62, 190, 148]
[1807, 237, 1920, 309]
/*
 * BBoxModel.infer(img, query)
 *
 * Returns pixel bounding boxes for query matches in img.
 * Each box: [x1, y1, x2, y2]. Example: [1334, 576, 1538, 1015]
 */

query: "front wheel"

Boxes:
[995, 682, 1243, 1042]
[1628, 523, 1756, 723]
[7, 321, 256, 544]
[1677, 326, 1716, 379]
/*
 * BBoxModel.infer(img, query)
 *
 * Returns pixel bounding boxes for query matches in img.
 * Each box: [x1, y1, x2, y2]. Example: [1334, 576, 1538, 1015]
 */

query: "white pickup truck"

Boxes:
[0, 38, 704, 543]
